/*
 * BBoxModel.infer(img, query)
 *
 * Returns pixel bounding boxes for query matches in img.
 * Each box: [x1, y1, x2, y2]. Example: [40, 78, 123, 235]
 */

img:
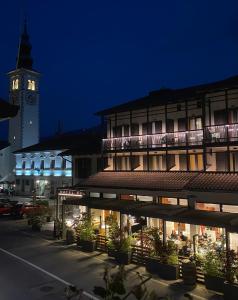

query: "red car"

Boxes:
[12, 203, 45, 219]
[0, 203, 13, 215]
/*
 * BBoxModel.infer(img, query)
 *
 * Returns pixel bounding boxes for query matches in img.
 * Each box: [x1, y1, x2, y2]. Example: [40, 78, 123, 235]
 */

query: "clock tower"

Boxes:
[8, 20, 40, 151]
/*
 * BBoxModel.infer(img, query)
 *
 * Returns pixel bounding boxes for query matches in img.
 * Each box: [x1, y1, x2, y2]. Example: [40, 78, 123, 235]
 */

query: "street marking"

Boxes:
[0, 247, 98, 300]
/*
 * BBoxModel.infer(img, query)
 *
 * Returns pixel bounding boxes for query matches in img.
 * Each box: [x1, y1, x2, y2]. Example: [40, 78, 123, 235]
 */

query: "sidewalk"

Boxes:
[21, 224, 223, 300]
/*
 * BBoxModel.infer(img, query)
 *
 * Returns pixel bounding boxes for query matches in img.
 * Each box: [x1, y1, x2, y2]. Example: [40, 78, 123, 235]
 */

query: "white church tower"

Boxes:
[8, 20, 40, 152]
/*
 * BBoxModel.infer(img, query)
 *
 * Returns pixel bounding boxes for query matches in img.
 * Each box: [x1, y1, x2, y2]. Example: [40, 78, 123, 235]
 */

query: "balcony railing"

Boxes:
[102, 124, 238, 151]
[205, 124, 238, 144]
[103, 129, 203, 151]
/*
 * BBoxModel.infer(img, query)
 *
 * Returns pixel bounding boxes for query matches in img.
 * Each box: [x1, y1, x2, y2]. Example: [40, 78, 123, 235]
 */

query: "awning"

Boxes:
[63, 198, 238, 232]
[63, 197, 150, 214]
[131, 204, 238, 232]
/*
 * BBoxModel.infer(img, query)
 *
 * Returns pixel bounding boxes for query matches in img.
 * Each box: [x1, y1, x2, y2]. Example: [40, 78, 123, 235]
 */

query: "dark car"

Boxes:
[12, 203, 45, 219]
[0, 203, 13, 215]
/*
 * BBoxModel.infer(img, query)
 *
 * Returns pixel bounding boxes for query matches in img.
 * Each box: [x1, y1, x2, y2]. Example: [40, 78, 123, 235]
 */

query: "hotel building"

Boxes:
[59, 76, 238, 261]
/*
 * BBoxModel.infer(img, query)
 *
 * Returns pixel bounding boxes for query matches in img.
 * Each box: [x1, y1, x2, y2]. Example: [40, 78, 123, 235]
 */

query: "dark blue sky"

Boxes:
[1, 0, 238, 137]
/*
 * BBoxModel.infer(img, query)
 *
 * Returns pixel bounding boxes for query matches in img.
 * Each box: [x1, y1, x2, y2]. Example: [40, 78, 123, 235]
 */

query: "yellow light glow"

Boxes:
[28, 80, 36, 91]
[12, 79, 19, 90]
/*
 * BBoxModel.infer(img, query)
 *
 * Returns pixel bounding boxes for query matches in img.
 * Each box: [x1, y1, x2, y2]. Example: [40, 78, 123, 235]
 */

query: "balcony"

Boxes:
[102, 124, 238, 151]
[102, 129, 203, 151]
[205, 124, 238, 144]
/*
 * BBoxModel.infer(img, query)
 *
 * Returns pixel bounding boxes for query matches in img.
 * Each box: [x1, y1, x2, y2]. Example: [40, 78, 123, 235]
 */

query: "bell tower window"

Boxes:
[28, 79, 36, 91]
[12, 79, 19, 90]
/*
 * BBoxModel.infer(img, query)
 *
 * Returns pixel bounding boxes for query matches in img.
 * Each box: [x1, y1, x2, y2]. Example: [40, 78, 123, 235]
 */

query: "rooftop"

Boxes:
[76, 171, 238, 193]
[95, 75, 238, 116]
[0, 98, 19, 120]
[14, 126, 103, 154]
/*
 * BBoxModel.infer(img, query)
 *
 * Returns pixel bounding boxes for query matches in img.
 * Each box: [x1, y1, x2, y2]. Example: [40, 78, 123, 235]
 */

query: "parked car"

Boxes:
[11, 203, 45, 219]
[0, 203, 13, 215]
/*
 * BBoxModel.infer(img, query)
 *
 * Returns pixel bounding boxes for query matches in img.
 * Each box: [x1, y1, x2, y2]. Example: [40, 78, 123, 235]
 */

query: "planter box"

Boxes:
[77, 240, 96, 252]
[181, 261, 197, 286]
[146, 257, 179, 280]
[204, 275, 224, 293]
[224, 282, 238, 300]
[66, 229, 75, 245]
[115, 251, 131, 265]
[46, 216, 52, 222]
[108, 248, 116, 258]
[32, 224, 41, 231]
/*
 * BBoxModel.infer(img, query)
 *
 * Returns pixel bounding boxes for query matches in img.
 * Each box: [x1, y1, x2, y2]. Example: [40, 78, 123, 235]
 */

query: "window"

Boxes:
[123, 125, 129, 136]
[97, 157, 108, 172]
[142, 122, 152, 135]
[131, 156, 140, 170]
[62, 159, 66, 169]
[50, 159, 55, 169]
[189, 117, 202, 130]
[31, 161, 35, 169]
[216, 152, 228, 171]
[40, 160, 44, 170]
[75, 158, 92, 178]
[154, 121, 162, 134]
[189, 154, 203, 171]
[12, 79, 19, 90]
[22, 161, 26, 169]
[131, 124, 139, 136]
[27, 80, 36, 91]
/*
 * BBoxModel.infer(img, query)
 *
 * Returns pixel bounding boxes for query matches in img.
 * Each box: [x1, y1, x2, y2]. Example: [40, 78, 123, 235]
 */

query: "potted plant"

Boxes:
[45, 207, 53, 222]
[66, 227, 76, 244]
[114, 236, 133, 265]
[105, 215, 120, 257]
[203, 250, 225, 293]
[75, 213, 96, 252]
[145, 228, 179, 280]
[223, 249, 238, 300]
[31, 215, 44, 231]
[28, 207, 46, 231]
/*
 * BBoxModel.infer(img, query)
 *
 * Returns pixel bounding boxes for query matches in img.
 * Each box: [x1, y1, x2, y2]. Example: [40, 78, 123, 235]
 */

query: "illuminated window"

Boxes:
[12, 79, 19, 90]
[28, 80, 36, 91]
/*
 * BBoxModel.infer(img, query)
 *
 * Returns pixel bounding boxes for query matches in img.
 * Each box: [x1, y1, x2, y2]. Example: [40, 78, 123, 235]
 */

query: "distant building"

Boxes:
[14, 128, 102, 198]
[0, 99, 19, 190]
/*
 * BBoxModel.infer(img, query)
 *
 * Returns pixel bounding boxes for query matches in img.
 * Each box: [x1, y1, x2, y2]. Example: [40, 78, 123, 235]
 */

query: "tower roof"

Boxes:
[16, 19, 33, 70]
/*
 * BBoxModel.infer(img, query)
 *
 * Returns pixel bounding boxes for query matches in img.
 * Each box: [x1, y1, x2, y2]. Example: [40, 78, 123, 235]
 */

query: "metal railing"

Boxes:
[103, 123, 238, 151]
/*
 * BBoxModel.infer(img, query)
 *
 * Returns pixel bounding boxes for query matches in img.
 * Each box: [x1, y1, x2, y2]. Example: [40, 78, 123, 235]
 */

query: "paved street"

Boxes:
[0, 217, 223, 300]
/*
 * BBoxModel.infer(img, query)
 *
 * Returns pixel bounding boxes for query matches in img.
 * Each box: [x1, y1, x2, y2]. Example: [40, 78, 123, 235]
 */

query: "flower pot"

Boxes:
[115, 251, 131, 265]
[204, 275, 224, 293]
[182, 261, 197, 286]
[77, 239, 96, 252]
[146, 257, 179, 280]
[66, 229, 75, 245]
[224, 282, 238, 300]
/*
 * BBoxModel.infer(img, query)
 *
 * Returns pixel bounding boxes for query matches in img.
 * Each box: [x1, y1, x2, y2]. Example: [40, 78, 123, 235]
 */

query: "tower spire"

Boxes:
[16, 18, 33, 70]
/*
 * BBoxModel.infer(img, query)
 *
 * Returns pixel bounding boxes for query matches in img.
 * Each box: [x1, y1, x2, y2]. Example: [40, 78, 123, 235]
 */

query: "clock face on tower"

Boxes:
[26, 93, 37, 105]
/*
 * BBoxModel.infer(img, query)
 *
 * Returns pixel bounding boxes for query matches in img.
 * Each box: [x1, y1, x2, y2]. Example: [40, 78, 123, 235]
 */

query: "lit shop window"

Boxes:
[28, 80, 36, 91]
[12, 79, 19, 90]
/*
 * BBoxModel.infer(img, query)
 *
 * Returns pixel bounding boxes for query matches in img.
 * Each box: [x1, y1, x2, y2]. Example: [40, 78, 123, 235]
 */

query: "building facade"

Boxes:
[59, 75, 238, 258]
[15, 128, 102, 198]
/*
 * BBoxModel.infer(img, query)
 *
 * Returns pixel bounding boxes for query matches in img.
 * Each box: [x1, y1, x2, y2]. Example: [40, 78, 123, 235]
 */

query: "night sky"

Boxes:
[1, 0, 238, 137]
